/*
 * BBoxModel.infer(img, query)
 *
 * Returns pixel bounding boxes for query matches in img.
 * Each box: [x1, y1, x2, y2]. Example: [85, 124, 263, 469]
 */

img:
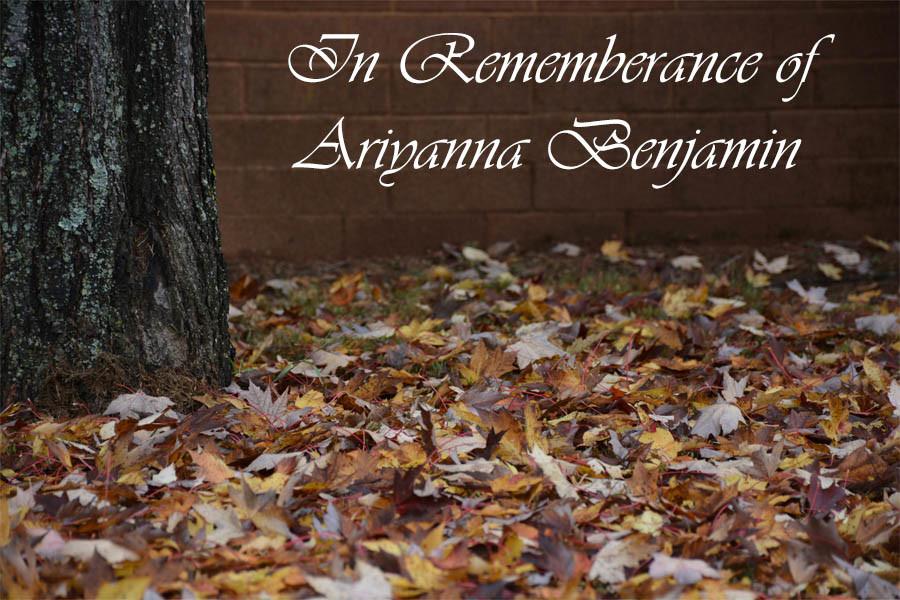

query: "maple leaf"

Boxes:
[589, 535, 656, 584]
[190, 448, 235, 484]
[823, 243, 861, 267]
[461, 246, 490, 262]
[648, 553, 720, 584]
[306, 561, 392, 600]
[834, 557, 900, 600]
[60, 539, 139, 564]
[753, 250, 789, 274]
[529, 445, 578, 500]
[194, 503, 244, 546]
[889, 380, 900, 418]
[149, 464, 177, 487]
[806, 473, 847, 516]
[855, 314, 899, 336]
[787, 279, 836, 310]
[552, 242, 581, 257]
[238, 382, 301, 428]
[638, 427, 682, 460]
[96, 577, 151, 600]
[862, 357, 889, 392]
[720, 371, 748, 403]
[104, 391, 174, 419]
[691, 403, 745, 438]
[509, 324, 566, 369]
[671, 254, 702, 270]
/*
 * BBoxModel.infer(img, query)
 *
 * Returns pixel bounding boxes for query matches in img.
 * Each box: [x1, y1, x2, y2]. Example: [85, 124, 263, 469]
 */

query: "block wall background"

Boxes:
[206, 0, 899, 261]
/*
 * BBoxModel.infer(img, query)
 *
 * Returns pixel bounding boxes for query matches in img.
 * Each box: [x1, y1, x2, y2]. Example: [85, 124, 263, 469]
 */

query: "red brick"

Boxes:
[211, 116, 489, 168]
[669, 161, 852, 209]
[358, 116, 488, 141]
[769, 110, 898, 159]
[392, 64, 532, 114]
[535, 78, 670, 112]
[772, 9, 898, 59]
[245, 65, 390, 114]
[216, 167, 388, 217]
[491, 15, 632, 55]
[628, 206, 899, 243]
[486, 211, 626, 245]
[390, 168, 531, 212]
[529, 112, 767, 167]
[220, 215, 343, 260]
[396, 0, 535, 11]
[678, 0, 812, 9]
[201, 2, 900, 259]
[211, 116, 339, 167]
[208, 64, 243, 114]
[216, 168, 389, 215]
[848, 162, 900, 208]
[215, 169, 245, 216]
[628, 113, 770, 141]
[672, 62, 812, 110]
[632, 12, 774, 54]
[533, 164, 674, 211]
[489, 113, 629, 166]
[206, 0, 248, 12]
[243, 168, 389, 213]
[538, 0, 675, 11]
[813, 61, 899, 108]
[245, 0, 391, 10]
[345, 214, 486, 256]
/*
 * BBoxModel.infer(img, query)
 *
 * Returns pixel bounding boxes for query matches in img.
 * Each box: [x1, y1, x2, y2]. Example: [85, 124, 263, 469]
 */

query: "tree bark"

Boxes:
[1, 0, 232, 411]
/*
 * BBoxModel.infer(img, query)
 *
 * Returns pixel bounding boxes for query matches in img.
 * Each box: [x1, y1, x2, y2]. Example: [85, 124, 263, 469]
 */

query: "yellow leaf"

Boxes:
[97, 577, 151, 600]
[397, 319, 447, 345]
[865, 235, 891, 251]
[863, 357, 888, 392]
[244, 471, 289, 494]
[116, 471, 146, 486]
[0, 497, 9, 546]
[403, 553, 445, 592]
[378, 443, 427, 469]
[638, 427, 682, 461]
[662, 286, 706, 319]
[213, 566, 303, 595]
[628, 509, 664, 535]
[490, 473, 543, 495]
[822, 396, 849, 442]
[422, 523, 445, 554]
[818, 262, 842, 281]
[779, 452, 813, 470]
[744, 267, 770, 288]
[428, 265, 454, 281]
[601, 239, 629, 263]
[363, 539, 408, 556]
[524, 402, 546, 452]
[527, 284, 548, 302]
[295, 389, 325, 409]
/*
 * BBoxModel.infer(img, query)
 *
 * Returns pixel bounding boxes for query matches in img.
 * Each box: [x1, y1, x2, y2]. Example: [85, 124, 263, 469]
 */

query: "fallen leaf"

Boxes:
[692, 403, 745, 438]
[306, 561, 392, 600]
[648, 553, 720, 584]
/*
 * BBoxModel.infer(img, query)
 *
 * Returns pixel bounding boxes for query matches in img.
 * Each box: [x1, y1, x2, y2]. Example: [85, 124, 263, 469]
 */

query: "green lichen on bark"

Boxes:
[1, 1, 232, 411]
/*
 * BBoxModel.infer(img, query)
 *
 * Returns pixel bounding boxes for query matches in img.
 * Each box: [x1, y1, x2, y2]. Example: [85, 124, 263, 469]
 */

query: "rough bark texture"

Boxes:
[0, 0, 232, 411]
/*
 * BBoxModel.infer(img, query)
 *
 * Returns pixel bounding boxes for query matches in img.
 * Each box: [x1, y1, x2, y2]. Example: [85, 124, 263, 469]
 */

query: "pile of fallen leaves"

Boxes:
[2, 239, 899, 598]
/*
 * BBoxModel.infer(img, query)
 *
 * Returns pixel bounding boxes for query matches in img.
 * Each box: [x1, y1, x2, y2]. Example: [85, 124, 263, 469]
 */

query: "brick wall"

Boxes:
[207, 0, 899, 261]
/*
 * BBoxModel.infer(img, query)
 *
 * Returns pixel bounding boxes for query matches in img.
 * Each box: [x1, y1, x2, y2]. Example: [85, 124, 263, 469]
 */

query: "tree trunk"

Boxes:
[0, 0, 232, 411]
